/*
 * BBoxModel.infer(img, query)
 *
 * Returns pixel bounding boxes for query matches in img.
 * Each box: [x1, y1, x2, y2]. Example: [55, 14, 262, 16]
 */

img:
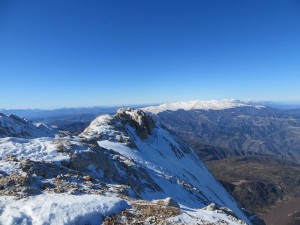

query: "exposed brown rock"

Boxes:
[157, 197, 180, 209]
[83, 175, 94, 182]
[117, 108, 155, 139]
[104, 200, 180, 225]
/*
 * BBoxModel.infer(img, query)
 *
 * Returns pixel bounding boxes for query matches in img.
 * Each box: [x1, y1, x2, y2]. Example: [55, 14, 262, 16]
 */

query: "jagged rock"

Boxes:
[104, 200, 180, 225]
[117, 108, 155, 139]
[83, 175, 94, 182]
[69, 140, 162, 195]
[3, 155, 19, 162]
[157, 197, 180, 208]
[202, 203, 248, 225]
[0, 173, 41, 197]
[203, 203, 217, 211]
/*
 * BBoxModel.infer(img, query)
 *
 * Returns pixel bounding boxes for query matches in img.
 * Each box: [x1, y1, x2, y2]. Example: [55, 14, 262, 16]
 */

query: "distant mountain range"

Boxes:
[0, 105, 149, 135]
[0, 106, 120, 120]
[142, 99, 265, 114]
[143, 99, 300, 163]
[1, 99, 299, 120]
[141, 99, 300, 215]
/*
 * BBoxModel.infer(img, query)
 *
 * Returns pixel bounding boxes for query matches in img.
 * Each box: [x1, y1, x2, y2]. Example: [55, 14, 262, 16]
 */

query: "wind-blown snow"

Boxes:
[0, 193, 130, 225]
[0, 137, 89, 175]
[0, 138, 66, 162]
[142, 99, 264, 114]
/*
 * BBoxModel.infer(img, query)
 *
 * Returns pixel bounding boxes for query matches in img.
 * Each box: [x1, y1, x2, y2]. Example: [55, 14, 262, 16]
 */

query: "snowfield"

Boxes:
[0, 137, 90, 175]
[0, 138, 68, 163]
[0, 193, 130, 225]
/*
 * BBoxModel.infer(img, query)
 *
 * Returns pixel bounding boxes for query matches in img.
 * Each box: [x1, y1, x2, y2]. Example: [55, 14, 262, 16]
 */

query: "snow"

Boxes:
[142, 99, 264, 114]
[0, 137, 90, 163]
[0, 138, 68, 163]
[169, 206, 246, 225]
[0, 193, 130, 225]
[79, 114, 115, 140]
[0, 160, 22, 176]
[0, 137, 89, 174]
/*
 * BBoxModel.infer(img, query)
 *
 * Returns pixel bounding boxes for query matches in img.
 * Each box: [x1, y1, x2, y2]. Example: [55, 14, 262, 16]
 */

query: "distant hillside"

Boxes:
[144, 102, 300, 163]
[0, 106, 120, 120]
[0, 113, 56, 138]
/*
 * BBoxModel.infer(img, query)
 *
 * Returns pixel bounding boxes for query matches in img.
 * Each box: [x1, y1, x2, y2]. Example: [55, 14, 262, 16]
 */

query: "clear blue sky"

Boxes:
[0, 0, 300, 109]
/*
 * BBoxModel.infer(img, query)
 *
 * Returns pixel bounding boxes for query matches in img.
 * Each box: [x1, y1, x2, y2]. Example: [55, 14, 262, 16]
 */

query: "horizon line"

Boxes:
[1, 99, 300, 111]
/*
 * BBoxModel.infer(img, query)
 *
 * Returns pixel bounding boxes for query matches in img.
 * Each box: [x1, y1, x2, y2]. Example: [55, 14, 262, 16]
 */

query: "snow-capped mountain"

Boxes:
[0, 109, 264, 224]
[142, 99, 264, 114]
[0, 113, 56, 138]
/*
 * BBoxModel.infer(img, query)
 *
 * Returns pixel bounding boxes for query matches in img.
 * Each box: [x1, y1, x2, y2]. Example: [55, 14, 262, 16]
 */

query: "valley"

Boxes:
[206, 156, 300, 214]
[262, 198, 300, 225]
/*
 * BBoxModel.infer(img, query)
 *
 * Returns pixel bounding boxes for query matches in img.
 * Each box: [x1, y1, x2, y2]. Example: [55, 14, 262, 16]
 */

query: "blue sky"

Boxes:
[0, 0, 300, 109]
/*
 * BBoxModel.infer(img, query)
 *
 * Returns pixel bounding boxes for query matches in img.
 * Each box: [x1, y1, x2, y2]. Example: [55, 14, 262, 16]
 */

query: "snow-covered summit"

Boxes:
[0, 113, 56, 138]
[142, 99, 264, 114]
[80, 108, 156, 140]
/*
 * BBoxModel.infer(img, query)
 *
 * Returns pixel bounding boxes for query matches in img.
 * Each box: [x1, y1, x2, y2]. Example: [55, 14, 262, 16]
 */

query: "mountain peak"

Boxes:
[78, 110, 253, 222]
[116, 108, 155, 139]
[80, 108, 156, 141]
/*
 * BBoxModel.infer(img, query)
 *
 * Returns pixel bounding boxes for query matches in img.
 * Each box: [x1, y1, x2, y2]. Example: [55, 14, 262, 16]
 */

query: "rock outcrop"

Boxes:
[156, 197, 180, 208]
[117, 108, 155, 139]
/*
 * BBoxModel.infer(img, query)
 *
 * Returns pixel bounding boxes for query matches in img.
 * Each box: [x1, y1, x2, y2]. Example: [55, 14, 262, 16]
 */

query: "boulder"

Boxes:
[157, 197, 180, 208]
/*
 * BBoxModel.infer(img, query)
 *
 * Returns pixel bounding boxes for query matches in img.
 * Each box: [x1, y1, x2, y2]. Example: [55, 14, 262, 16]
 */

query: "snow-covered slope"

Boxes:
[142, 99, 264, 114]
[0, 113, 56, 138]
[0, 109, 264, 224]
[79, 108, 253, 224]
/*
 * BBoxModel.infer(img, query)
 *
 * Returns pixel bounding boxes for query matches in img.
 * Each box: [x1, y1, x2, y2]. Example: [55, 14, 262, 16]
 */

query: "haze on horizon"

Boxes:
[0, 0, 300, 109]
